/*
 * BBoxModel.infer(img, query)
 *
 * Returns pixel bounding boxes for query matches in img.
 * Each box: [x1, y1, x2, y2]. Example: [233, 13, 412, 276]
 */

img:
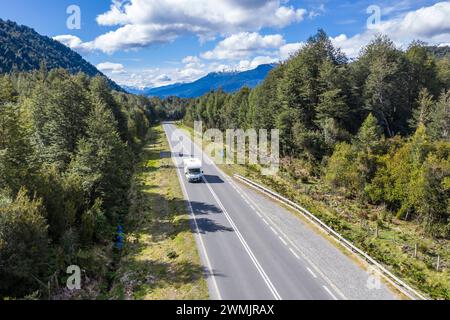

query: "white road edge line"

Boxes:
[170, 124, 281, 300]
[307, 267, 318, 278]
[202, 175, 282, 301]
[278, 236, 288, 246]
[173, 125, 341, 301]
[270, 227, 279, 236]
[289, 248, 300, 260]
[231, 178, 348, 301]
[323, 286, 338, 300]
[164, 125, 223, 301]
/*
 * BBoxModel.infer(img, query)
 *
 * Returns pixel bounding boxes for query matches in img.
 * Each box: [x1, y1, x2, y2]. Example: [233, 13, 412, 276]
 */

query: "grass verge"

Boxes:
[107, 125, 209, 300]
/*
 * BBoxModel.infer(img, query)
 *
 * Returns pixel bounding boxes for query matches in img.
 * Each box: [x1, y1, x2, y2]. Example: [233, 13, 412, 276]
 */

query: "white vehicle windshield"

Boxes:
[189, 168, 201, 175]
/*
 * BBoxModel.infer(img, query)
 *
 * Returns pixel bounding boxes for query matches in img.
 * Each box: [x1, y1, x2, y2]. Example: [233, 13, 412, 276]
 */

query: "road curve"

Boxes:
[163, 122, 397, 300]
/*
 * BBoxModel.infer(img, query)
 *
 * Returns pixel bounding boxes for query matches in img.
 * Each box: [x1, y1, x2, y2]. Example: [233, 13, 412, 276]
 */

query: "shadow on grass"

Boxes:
[127, 192, 232, 242]
[115, 191, 229, 299]
[111, 254, 224, 300]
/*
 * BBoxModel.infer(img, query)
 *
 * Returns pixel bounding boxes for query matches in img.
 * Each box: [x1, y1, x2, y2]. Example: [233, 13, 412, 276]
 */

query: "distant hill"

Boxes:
[132, 64, 276, 98]
[121, 85, 147, 95]
[0, 19, 122, 91]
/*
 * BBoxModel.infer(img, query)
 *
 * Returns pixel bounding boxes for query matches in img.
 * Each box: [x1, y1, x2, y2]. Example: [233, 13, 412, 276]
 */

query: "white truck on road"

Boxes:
[184, 158, 203, 183]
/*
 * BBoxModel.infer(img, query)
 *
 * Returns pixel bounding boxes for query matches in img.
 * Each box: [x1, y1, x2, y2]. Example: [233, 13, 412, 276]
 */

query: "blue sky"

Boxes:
[1, 0, 449, 88]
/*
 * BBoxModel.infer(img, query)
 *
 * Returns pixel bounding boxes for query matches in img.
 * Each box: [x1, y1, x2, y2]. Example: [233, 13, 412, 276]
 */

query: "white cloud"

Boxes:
[331, 1, 450, 57]
[96, 62, 126, 74]
[236, 56, 278, 71]
[279, 42, 304, 59]
[56, 0, 307, 54]
[101, 33, 307, 88]
[182, 56, 204, 69]
[182, 56, 200, 64]
[201, 32, 285, 60]
[53, 35, 91, 53]
[308, 3, 325, 19]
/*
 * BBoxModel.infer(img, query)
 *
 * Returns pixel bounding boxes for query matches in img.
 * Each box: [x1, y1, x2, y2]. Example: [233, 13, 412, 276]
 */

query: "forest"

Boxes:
[0, 19, 123, 91]
[181, 31, 450, 298]
[1, 28, 449, 299]
[183, 31, 449, 238]
[0, 67, 156, 298]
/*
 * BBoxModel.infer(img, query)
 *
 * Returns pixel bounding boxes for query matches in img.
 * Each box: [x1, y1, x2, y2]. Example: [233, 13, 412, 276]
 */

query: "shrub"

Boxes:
[0, 189, 49, 298]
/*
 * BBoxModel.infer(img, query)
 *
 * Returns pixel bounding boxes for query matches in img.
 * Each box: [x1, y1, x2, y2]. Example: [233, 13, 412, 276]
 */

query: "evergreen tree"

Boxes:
[0, 75, 17, 104]
[361, 36, 409, 137]
[69, 99, 132, 217]
[89, 76, 129, 142]
[0, 188, 49, 298]
[410, 88, 436, 129]
[428, 90, 450, 141]
[30, 69, 90, 169]
[0, 102, 35, 193]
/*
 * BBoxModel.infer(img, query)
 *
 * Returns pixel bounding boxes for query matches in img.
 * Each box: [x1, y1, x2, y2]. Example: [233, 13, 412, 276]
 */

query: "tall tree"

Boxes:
[428, 90, 450, 141]
[0, 102, 34, 193]
[69, 99, 132, 217]
[0, 188, 49, 298]
[30, 69, 90, 169]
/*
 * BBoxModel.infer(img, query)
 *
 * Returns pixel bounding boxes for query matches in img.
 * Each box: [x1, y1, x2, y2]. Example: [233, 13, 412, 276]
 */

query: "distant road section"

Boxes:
[163, 122, 397, 300]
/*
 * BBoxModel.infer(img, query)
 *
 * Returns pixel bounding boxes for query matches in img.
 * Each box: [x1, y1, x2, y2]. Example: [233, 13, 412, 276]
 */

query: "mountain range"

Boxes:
[0, 19, 122, 91]
[126, 63, 276, 98]
[1, 18, 447, 100]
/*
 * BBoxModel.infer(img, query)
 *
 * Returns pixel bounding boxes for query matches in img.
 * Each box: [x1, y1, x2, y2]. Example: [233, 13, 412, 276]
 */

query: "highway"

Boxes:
[163, 122, 397, 300]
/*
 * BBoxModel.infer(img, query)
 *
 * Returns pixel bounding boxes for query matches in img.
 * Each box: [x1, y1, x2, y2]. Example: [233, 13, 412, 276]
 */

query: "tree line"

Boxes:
[183, 30, 449, 237]
[0, 68, 155, 298]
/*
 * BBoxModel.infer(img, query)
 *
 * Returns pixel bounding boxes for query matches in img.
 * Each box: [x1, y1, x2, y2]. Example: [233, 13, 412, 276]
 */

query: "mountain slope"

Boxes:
[0, 19, 122, 91]
[141, 64, 276, 98]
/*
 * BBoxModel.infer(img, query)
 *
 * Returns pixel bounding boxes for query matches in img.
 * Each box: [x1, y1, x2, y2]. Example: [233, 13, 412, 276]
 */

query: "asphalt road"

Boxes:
[163, 122, 397, 300]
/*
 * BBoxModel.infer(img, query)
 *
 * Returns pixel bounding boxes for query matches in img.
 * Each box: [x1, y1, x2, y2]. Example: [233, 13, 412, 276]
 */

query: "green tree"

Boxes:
[405, 41, 440, 106]
[356, 113, 383, 153]
[0, 102, 35, 193]
[325, 114, 383, 197]
[325, 142, 361, 194]
[0, 75, 17, 104]
[30, 69, 90, 169]
[411, 153, 450, 235]
[410, 88, 436, 129]
[360, 36, 409, 137]
[89, 76, 129, 142]
[69, 99, 132, 217]
[428, 90, 449, 141]
[0, 188, 49, 298]
[367, 125, 432, 220]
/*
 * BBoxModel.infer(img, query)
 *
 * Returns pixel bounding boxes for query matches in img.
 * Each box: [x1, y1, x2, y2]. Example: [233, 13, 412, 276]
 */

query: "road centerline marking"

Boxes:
[202, 175, 282, 300]
[231, 176, 348, 300]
